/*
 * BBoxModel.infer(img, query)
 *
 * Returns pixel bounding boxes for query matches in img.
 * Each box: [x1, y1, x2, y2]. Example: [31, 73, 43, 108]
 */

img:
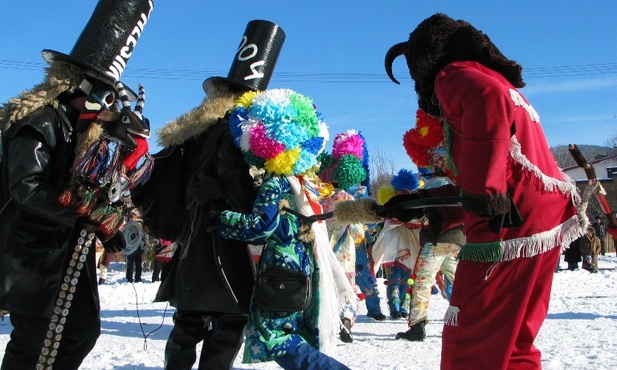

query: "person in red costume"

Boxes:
[384, 13, 585, 370]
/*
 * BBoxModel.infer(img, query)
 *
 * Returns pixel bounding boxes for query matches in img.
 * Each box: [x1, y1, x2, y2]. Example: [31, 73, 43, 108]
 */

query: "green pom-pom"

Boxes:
[334, 154, 366, 190]
[243, 151, 265, 169]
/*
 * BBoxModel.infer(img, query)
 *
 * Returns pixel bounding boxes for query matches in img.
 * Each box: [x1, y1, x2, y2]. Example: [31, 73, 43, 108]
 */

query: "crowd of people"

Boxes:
[2, 2, 617, 370]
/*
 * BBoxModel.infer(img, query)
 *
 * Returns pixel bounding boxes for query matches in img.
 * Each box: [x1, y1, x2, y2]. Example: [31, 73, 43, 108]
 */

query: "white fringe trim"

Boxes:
[444, 306, 460, 326]
[501, 215, 585, 261]
[509, 135, 581, 206]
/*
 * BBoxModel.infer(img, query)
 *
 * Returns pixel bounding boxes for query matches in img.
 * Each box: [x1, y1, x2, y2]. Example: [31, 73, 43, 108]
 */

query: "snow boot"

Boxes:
[395, 320, 427, 341]
[340, 318, 353, 343]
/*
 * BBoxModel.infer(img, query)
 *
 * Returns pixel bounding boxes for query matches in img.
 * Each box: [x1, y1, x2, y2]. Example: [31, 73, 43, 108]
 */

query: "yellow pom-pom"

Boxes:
[405, 293, 411, 300]
[265, 148, 301, 175]
[407, 278, 415, 286]
[377, 185, 397, 205]
[235, 90, 259, 109]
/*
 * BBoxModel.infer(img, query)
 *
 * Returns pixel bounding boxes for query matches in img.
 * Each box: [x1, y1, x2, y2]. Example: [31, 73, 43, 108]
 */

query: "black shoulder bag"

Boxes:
[254, 245, 312, 312]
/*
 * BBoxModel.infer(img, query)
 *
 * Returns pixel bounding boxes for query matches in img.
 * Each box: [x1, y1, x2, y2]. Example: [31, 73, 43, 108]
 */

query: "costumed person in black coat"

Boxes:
[0, 1, 154, 369]
[131, 20, 285, 370]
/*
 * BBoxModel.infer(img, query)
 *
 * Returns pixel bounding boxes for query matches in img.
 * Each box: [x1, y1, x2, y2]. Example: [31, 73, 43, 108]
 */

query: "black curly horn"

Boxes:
[385, 42, 407, 85]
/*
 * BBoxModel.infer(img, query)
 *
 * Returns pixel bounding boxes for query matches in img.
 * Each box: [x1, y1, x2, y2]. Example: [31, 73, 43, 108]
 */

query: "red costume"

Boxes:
[385, 14, 585, 369]
[435, 60, 583, 369]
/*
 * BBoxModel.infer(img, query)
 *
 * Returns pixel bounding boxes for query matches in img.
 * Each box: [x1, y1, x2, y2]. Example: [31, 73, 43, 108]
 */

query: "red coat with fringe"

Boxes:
[434, 61, 582, 262]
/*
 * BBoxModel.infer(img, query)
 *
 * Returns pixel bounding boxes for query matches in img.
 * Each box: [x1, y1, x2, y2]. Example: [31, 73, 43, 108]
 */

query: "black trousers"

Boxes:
[1, 267, 100, 370]
[126, 251, 143, 282]
[164, 309, 247, 370]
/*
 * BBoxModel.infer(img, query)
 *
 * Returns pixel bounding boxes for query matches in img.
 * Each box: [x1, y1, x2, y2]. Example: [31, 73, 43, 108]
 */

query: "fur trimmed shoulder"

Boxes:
[0, 61, 83, 132]
[156, 87, 242, 148]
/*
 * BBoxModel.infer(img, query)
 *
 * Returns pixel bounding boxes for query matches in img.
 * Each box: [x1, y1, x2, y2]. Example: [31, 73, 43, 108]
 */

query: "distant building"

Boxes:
[562, 154, 617, 182]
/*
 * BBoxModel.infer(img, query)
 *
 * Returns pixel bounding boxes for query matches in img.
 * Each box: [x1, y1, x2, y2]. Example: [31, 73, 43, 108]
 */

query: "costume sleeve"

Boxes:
[435, 64, 512, 216]
[216, 176, 298, 244]
[7, 123, 76, 227]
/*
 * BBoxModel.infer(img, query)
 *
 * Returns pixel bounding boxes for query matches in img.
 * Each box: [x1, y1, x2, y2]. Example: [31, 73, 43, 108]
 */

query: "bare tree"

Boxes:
[603, 130, 617, 148]
[369, 147, 396, 198]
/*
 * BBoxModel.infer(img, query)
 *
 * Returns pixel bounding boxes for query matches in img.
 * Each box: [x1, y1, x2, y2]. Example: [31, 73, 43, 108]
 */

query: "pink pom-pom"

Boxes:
[332, 132, 365, 159]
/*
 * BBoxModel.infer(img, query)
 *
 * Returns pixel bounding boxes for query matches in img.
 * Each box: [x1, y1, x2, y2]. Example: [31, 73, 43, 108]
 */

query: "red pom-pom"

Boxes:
[357, 293, 366, 301]
[383, 280, 389, 285]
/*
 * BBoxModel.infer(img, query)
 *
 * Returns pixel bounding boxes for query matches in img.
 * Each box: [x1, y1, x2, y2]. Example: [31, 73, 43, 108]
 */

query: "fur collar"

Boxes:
[156, 85, 243, 148]
[0, 61, 83, 132]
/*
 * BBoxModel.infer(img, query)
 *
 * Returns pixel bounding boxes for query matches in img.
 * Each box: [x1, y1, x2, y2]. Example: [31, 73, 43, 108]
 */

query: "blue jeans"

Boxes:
[275, 343, 350, 370]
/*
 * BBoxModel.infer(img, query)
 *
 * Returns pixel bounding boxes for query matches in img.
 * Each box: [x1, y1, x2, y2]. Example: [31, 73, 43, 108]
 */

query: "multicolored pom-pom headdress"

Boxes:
[403, 109, 457, 181]
[377, 168, 420, 205]
[317, 129, 369, 191]
[229, 88, 329, 176]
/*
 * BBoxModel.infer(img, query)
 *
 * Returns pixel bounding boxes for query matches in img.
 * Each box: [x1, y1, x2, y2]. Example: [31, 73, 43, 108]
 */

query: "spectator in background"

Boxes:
[592, 216, 606, 256]
[153, 239, 175, 283]
[563, 236, 583, 271]
[95, 239, 113, 285]
[579, 227, 601, 273]
[123, 209, 147, 283]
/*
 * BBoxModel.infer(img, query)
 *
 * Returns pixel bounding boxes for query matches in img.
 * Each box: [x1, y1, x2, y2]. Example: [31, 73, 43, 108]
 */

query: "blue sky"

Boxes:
[1, 1, 616, 172]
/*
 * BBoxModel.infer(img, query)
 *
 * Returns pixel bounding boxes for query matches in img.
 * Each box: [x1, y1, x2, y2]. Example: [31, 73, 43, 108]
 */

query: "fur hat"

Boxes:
[385, 13, 524, 117]
[228, 88, 329, 176]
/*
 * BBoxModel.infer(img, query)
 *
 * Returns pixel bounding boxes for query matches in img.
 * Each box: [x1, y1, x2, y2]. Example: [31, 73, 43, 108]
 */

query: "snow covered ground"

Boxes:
[1, 254, 616, 370]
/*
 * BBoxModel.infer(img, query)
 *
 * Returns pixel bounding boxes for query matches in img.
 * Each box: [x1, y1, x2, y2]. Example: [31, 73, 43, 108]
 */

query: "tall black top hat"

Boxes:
[41, 0, 154, 88]
[203, 20, 286, 94]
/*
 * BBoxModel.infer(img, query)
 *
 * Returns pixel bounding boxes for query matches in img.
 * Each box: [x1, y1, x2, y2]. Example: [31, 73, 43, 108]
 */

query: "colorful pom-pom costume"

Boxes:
[216, 89, 353, 369]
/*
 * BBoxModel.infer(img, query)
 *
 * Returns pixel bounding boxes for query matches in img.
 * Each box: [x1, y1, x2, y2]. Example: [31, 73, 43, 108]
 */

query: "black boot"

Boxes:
[395, 320, 427, 341]
[98, 278, 105, 285]
[340, 318, 353, 343]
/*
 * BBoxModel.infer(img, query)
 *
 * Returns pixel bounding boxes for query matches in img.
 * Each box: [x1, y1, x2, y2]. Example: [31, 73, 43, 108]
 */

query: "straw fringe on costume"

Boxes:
[0, 61, 108, 175]
[0, 61, 84, 132]
[156, 84, 242, 148]
[287, 175, 356, 356]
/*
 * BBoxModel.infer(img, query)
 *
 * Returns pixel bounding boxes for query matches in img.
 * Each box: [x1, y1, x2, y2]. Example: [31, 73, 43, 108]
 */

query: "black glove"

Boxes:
[380, 193, 425, 222]
[204, 209, 220, 232]
[99, 232, 126, 253]
[488, 198, 523, 234]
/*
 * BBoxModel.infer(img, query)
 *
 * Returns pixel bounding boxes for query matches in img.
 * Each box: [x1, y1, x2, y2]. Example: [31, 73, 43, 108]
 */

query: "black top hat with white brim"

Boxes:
[203, 20, 285, 94]
[41, 0, 154, 90]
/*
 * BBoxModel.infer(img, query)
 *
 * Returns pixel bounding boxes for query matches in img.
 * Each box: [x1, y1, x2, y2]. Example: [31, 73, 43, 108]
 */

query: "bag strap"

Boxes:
[256, 244, 268, 274]
[0, 197, 12, 217]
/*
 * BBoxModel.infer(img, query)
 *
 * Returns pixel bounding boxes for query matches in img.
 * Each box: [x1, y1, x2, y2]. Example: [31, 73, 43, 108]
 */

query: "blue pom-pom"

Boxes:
[391, 169, 419, 192]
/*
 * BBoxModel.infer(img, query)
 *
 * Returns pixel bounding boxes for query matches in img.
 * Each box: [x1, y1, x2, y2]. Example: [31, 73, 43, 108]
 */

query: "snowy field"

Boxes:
[1, 254, 616, 370]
